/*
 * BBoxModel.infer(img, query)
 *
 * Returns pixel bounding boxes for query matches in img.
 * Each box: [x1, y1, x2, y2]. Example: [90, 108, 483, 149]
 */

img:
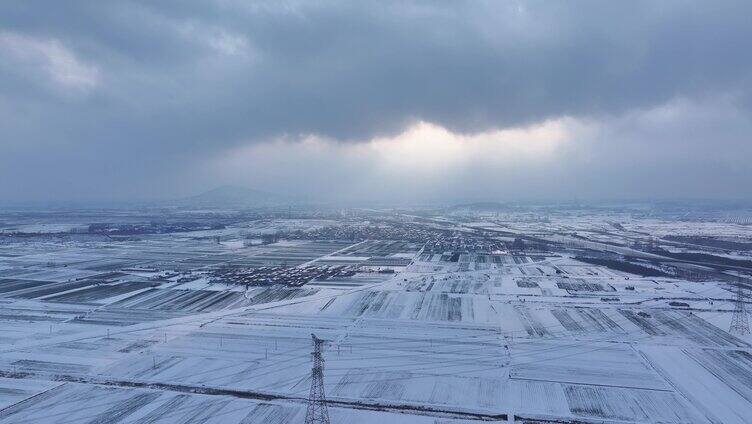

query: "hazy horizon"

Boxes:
[2, 184, 752, 211]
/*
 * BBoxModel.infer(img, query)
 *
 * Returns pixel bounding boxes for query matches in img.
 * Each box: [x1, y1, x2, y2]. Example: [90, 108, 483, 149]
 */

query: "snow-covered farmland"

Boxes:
[0, 209, 750, 423]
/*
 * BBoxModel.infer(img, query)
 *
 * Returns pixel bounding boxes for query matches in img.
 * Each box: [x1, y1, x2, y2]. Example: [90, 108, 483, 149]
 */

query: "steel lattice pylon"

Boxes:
[730, 283, 750, 336]
[304, 334, 330, 424]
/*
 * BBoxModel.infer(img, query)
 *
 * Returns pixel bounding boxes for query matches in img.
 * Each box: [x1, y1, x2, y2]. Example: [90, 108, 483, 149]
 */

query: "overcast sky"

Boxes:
[1, 1, 751, 204]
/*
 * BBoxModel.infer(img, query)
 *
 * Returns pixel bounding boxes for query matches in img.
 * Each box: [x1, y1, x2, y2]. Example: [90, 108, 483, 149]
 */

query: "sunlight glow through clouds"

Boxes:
[216, 118, 576, 178]
[210, 118, 581, 198]
[362, 119, 573, 173]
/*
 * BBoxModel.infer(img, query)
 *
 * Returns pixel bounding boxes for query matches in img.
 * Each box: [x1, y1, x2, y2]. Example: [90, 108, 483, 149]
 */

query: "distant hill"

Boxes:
[179, 185, 291, 207]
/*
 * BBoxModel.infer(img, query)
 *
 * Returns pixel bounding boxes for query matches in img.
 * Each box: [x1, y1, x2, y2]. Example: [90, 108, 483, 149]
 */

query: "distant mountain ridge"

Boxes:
[179, 185, 291, 207]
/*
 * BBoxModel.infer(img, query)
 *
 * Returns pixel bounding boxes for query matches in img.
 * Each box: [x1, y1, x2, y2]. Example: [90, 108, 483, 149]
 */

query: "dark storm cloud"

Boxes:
[0, 0, 751, 201]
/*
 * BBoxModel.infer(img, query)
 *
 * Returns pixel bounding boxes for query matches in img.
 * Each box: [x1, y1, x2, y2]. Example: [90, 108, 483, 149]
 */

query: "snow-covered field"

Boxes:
[0, 210, 750, 423]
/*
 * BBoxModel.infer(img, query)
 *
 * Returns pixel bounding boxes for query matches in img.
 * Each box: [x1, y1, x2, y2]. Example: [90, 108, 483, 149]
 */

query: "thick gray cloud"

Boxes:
[0, 1, 751, 202]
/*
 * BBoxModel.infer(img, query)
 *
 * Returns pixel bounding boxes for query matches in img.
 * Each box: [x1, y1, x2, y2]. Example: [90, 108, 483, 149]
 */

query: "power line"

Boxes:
[730, 280, 750, 335]
[305, 334, 330, 424]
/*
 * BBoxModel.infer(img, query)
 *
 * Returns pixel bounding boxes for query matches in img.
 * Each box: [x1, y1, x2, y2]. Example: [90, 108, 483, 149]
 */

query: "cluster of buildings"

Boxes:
[210, 264, 357, 287]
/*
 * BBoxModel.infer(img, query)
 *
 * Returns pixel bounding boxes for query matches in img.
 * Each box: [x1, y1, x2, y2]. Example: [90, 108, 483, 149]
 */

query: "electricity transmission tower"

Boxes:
[730, 282, 750, 336]
[304, 334, 330, 424]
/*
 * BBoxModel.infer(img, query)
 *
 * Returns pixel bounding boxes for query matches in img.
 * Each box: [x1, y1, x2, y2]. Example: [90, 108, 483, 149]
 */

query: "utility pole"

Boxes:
[304, 334, 330, 424]
[730, 280, 750, 336]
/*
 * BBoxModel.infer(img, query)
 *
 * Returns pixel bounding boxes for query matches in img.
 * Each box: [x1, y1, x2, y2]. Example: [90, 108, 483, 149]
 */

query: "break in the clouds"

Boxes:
[0, 1, 751, 203]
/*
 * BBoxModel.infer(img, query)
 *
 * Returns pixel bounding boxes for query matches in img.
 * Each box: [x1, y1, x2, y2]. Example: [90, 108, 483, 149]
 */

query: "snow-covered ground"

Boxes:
[0, 210, 750, 423]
